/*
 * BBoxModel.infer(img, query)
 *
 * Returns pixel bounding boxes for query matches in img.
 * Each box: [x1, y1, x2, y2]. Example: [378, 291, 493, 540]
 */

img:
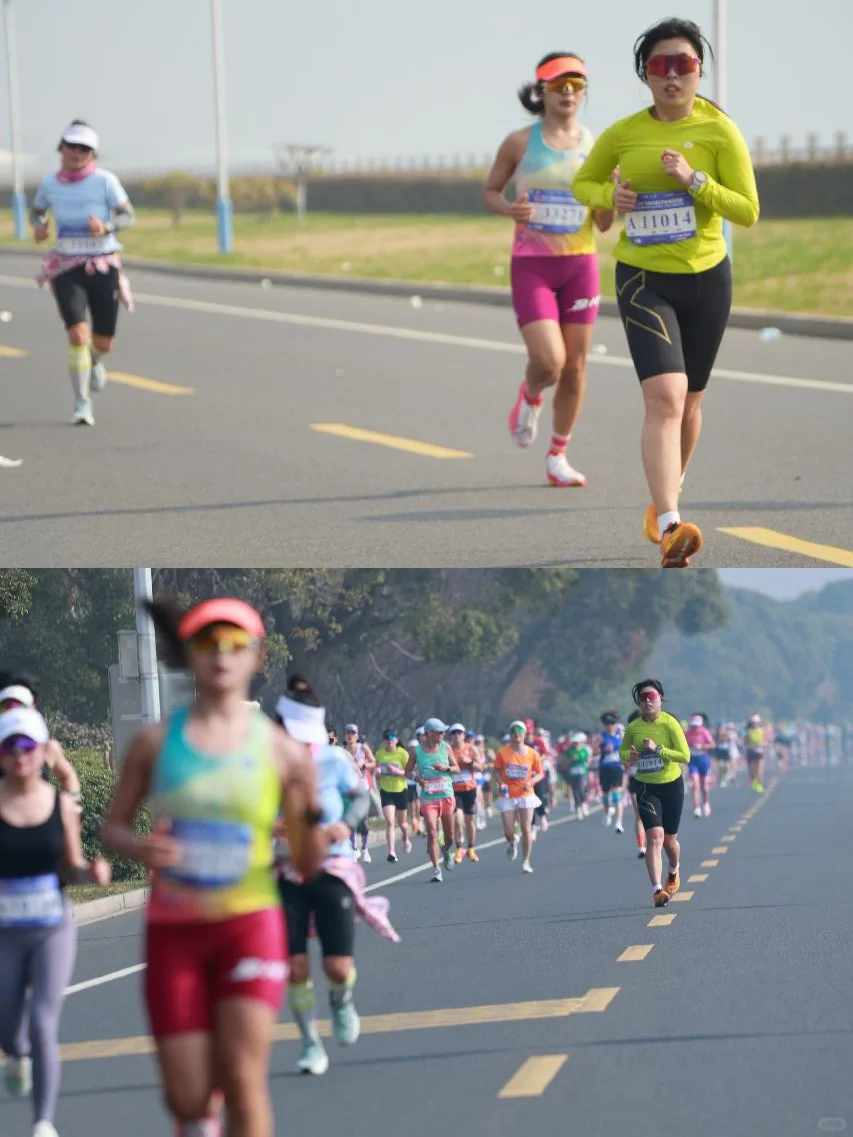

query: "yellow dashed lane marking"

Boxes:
[54, 989, 620, 1064]
[712, 847, 728, 854]
[720, 527, 853, 568]
[688, 874, 708, 883]
[648, 914, 676, 927]
[702, 859, 719, 867]
[721, 835, 737, 843]
[618, 944, 655, 962]
[312, 422, 472, 459]
[109, 371, 194, 395]
[0, 345, 27, 357]
[672, 891, 694, 903]
[498, 1055, 568, 1098]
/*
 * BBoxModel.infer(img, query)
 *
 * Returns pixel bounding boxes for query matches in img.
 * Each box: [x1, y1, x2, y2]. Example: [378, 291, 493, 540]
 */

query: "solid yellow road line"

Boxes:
[498, 1055, 568, 1098]
[688, 874, 708, 883]
[52, 989, 619, 1064]
[720, 527, 853, 568]
[311, 422, 472, 459]
[648, 914, 676, 927]
[0, 345, 27, 357]
[109, 371, 195, 395]
[712, 846, 728, 854]
[618, 945, 654, 962]
[672, 891, 695, 903]
[702, 860, 719, 868]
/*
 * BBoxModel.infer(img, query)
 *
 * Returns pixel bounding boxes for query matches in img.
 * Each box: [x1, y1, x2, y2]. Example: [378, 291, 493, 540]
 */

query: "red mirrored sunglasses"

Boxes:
[646, 53, 700, 78]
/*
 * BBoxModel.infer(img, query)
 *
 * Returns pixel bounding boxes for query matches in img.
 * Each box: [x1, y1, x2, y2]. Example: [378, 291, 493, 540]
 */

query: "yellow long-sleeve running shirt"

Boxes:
[573, 97, 759, 274]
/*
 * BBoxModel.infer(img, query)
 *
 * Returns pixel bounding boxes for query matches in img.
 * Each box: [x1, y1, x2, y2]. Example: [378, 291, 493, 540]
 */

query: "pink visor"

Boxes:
[536, 56, 587, 83]
[177, 598, 265, 642]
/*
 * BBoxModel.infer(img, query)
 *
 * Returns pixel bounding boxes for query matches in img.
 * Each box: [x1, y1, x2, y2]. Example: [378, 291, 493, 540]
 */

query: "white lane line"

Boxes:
[0, 273, 850, 396]
[63, 805, 592, 995]
[65, 963, 146, 996]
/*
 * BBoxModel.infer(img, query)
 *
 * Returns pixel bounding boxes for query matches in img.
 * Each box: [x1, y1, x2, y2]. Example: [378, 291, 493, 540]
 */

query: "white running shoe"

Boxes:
[431, 866, 443, 883]
[603, 812, 612, 827]
[33, 1124, 60, 1137]
[694, 806, 702, 818]
[296, 1037, 329, 1076]
[508, 381, 543, 448]
[546, 452, 587, 487]
[615, 822, 624, 834]
[5, 1055, 32, 1097]
[354, 848, 361, 862]
[703, 802, 712, 817]
[90, 360, 108, 392]
[522, 860, 533, 874]
[362, 849, 371, 864]
[71, 397, 95, 426]
[403, 837, 413, 854]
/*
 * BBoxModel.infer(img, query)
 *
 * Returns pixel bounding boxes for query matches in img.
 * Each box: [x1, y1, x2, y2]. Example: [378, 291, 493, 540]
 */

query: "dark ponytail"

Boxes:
[0, 670, 40, 705]
[142, 597, 188, 669]
[272, 674, 322, 727]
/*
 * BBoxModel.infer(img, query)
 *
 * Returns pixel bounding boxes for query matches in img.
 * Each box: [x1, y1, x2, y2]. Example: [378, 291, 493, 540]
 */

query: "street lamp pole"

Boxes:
[210, 0, 233, 254]
[714, 0, 733, 261]
[2, 0, 26, 240]
[132, 568, 161, 726]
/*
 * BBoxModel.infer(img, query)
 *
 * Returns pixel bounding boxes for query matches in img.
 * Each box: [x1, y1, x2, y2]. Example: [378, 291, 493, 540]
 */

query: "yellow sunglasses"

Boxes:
[188, 625, 257, 654]
[543, 75, 587, 93]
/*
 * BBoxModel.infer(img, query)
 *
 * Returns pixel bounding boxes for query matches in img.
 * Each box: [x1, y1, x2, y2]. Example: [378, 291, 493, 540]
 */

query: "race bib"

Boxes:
[451, 771, 472, 784]
[0, 874, 63, 928]
[624, 192, 697, 246]
[166, 819, 253, 888]
[422, 776, 451, 796]
[636, 752, 664, 773]
[527, 189, 586, 234]
[55, 227, 112, 256]
[505, 763, 529, 781]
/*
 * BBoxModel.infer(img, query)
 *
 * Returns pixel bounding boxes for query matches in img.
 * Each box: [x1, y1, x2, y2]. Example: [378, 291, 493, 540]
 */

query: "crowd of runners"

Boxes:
[0, 603, 846, 1135]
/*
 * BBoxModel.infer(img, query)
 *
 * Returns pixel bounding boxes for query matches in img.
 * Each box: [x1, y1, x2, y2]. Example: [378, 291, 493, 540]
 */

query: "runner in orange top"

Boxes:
[494, 721, 543, 874]
[447, 724, 484, 864]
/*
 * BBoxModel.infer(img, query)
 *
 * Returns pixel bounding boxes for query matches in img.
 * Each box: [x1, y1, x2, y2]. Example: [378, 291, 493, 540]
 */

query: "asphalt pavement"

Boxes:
[1, 252, 852, 567]
[1, 765, 849, 1137]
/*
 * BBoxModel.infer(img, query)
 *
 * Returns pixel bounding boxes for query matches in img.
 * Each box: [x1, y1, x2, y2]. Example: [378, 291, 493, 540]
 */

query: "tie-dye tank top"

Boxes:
[146, 707, 281, 924]
[512, 121, 597, 258]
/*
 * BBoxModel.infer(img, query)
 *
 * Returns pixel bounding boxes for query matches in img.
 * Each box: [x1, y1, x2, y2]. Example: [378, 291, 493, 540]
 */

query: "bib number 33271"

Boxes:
[527, 189, 586, 234]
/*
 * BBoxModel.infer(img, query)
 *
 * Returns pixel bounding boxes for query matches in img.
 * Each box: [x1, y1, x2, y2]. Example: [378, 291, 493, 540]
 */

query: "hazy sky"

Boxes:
[0, 0, 850, 176]
[718, 569, 853, 600]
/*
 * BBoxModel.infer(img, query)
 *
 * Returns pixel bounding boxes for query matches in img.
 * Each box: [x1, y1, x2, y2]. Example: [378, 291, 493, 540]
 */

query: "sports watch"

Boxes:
[689, 171, 708, 194]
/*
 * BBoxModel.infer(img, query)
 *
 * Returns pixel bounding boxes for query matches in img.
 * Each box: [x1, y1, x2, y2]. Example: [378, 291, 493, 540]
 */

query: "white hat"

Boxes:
[689, 715, 703, 727]
[0, 685, 36, 709]
[61, 123, 99, 151]
[509, 720, 527, 733]
[276, 695, 327, 745]
[0, 708, 49, 746]
[448, 722, 465, 734]
[571, 731, 588, 743]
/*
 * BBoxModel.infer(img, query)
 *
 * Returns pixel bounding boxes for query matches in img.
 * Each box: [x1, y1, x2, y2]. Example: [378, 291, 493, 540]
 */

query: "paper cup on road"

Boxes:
[759, 327, 782, 342]
[591, 344, 608, 355]
[410, 295, 423, 309]
[260, 279, 272, 290]
[0, 311, 12, 322]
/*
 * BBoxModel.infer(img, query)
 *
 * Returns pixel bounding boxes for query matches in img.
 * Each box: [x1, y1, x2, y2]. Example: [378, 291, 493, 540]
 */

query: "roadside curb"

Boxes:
[74, 886, 151, 926]
[2, 245, 852, 341]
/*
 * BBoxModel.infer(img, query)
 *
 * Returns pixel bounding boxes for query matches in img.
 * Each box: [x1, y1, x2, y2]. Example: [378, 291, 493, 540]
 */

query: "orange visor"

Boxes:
[536, 56, 587, 83]
[178, 597, 265, 641]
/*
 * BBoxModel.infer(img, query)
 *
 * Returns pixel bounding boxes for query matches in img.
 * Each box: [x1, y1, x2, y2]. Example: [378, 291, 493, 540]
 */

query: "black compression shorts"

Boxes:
[615, 257, 732, 392]
[635, 776, 685, 835]
[52, 263, 121, 337]
[278, 872, 355, 958]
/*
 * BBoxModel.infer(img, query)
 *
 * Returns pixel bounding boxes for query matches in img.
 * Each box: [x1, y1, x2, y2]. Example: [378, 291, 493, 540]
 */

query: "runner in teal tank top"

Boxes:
[404, 719, 459, 882]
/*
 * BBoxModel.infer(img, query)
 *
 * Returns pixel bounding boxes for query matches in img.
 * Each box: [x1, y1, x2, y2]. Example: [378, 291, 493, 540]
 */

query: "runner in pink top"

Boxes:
[685, 714, 716, 817]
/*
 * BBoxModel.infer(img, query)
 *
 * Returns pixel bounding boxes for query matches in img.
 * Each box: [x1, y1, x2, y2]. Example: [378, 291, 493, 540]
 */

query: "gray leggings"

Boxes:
[0, 901, 77, 1124]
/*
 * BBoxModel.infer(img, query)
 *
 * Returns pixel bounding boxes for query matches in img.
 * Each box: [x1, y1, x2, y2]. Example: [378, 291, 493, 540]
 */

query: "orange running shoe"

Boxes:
[454, 847, 465, 864]
[653, 888, 670, 908]
[467, 848, 479, 862]
[660, 522, 702, 567]
[664, 870, 681, 897]
[643, 502, 660, 544]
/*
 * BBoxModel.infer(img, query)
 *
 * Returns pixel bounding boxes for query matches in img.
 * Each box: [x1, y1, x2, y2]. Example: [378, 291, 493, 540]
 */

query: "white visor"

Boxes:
[0, 708, 49, 746]
[276, 695, 327, 745]
[61, 124, 99, 151]
[0, 685, 35, 708]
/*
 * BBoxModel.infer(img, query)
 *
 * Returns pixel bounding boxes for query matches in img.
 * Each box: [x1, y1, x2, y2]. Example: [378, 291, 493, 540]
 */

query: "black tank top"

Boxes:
[0, 790, 65, 880]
